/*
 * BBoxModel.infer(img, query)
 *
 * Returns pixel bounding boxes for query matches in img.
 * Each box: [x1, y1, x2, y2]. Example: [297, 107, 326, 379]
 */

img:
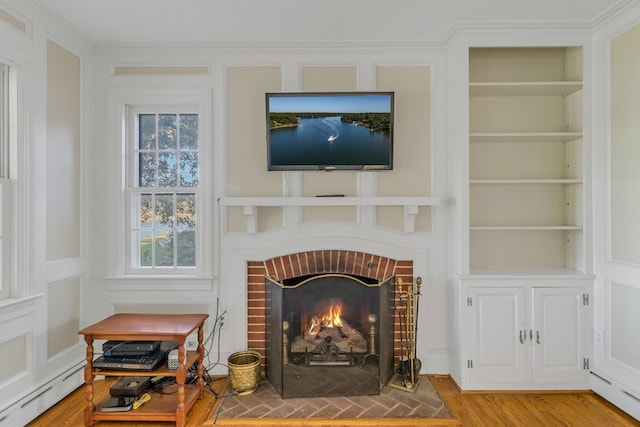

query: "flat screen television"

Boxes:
[266, 92, 394, 171]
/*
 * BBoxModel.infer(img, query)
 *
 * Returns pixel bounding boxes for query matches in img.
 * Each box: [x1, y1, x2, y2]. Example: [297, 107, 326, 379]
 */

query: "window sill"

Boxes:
[0, 293, 44, 313]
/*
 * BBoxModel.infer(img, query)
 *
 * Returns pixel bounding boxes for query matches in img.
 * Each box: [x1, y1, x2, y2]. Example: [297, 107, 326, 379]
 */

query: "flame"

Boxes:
[325, 303, 343, 328]
[307, 301, 344, 335]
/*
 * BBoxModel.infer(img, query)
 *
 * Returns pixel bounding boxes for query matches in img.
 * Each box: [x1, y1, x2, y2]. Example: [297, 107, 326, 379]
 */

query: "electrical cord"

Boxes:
[212, 387, 246, 424]
[203, 310, 227, 373]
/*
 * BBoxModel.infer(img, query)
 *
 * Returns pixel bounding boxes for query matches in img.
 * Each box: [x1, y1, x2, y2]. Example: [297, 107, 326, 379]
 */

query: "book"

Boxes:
[100, 396, 135, 412]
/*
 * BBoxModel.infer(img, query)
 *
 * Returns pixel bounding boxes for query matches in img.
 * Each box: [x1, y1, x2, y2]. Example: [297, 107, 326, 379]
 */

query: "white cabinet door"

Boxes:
[531, 287, 589, 384]
[466, 287, 527, 385]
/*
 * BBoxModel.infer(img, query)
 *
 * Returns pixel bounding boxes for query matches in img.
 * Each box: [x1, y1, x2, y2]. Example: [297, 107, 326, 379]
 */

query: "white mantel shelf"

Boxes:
[219, 196, 440, 207]
[219, 196, 441, 233]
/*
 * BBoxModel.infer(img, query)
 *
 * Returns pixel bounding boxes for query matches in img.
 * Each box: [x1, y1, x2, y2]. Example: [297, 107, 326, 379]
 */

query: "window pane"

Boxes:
[139, 153, 156, 187]
[179, 152, 198, 187]
[179, 114, 198, 149]
[158, 114, 177, 149]
[176, 230, 196, 266]
[155, 193, 174, 227]
[176, 194, 195, 228]
[136, 230, 152, 267]
[155, 229, 174, 266]
[158, 153, 177, 187]
[136, 193, 153, 227]
[139, 114, 156, 149]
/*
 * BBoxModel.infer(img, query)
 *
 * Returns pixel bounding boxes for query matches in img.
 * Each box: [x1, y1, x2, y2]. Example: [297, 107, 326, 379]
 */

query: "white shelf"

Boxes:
[470, 225, 582, 231]
[469, 132, 583, 143]
[470, 179, 582, 185]
[463, 269, 593, 279]
[219, 196, 441, 233]
[219, 196, 440, 207]
[469, 81, 582, 97]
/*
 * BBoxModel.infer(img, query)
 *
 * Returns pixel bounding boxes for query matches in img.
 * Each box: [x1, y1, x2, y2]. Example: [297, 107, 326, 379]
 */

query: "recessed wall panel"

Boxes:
[376, 66, 431, 231]
[227, 66, 282, 232]
[0, 334, 27, 382]
[113, 304, 209, 314]
[47, 277, 80, 358]
[46, 40, 81, 261]
[0, 9, 27, 33]
[610, 282, 640, 371]
[113, 66, 209, 76]
[610, 24, 640, 265]
[113, 305, 211, 333]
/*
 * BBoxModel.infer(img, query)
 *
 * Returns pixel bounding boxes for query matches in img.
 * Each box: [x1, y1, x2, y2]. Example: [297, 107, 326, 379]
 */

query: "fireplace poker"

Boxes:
[397, 278, 410, 387]
[407, 285, 416, 387]
[413, 277, 422, 382]
[400, 278, 415, 387]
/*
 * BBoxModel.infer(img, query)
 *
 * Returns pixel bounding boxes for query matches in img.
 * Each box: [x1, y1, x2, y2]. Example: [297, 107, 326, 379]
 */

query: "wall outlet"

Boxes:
[219, 313, 227, 329]
[594, 328, 604, 347]
[185, 333, 198, 350]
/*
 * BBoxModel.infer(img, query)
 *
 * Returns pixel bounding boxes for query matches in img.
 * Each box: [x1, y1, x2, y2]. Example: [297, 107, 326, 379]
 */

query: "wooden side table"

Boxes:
[78, 313, 209, 427]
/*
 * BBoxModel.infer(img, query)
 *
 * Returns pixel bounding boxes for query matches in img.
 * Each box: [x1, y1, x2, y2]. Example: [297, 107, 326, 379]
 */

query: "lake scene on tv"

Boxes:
[267, 93, 393, 170]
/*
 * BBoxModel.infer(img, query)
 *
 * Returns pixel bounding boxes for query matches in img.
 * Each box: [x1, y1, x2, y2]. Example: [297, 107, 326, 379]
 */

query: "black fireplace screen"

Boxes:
[265, 274, 394, 398]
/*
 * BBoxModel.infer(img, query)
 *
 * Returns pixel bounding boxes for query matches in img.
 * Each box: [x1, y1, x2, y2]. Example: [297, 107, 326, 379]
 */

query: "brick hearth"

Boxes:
[246, 250, 414, 365]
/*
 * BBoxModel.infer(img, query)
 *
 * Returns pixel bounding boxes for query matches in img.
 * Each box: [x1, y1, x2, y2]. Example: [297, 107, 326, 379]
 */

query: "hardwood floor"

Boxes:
[27, 375, 639, 426]
[430, 375, 639, 427]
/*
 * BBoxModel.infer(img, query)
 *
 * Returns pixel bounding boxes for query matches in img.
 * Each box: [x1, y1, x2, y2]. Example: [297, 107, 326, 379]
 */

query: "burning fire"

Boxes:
[307, 300, 344, 335]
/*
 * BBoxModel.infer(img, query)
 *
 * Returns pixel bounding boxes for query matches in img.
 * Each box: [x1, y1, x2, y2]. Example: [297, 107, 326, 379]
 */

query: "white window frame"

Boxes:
[0, 178, 10, 299]
[0, 63, 14, 299]
[111, 88, 212, 278]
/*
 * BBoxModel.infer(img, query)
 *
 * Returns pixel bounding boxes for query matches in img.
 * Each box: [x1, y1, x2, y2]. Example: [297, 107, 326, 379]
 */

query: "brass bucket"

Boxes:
[227, 350, 261, 395]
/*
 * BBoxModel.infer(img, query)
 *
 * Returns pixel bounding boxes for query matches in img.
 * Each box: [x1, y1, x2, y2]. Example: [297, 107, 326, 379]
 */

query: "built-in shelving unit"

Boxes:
[459, 47, 592, 391]
[468, 47, 584, 274]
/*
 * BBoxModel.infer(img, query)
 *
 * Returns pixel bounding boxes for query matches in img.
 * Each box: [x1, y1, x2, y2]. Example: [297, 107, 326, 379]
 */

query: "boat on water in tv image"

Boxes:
[266, 92, 394, 171]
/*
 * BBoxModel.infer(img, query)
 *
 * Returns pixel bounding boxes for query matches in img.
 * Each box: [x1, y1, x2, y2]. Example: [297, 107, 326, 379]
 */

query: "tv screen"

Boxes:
[266, 92, 394, 171]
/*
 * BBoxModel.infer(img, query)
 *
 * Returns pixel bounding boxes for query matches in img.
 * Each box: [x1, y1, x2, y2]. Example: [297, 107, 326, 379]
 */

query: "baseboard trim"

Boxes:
[591, 371, 640, 421]
[0, 361, 85, 426]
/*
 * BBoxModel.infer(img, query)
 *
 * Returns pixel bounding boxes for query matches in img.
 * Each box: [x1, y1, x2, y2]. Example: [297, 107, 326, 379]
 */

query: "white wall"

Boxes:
[592, 2, 640, 419]
[85, 45, 452, 375]
[0, 1, 92, 424]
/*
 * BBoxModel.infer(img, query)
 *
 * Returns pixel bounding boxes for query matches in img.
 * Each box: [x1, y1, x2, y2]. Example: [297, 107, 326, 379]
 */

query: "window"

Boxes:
[0, 64, 8, 177]
[127, 107, 200, 273]
[0, 63, 11, 298]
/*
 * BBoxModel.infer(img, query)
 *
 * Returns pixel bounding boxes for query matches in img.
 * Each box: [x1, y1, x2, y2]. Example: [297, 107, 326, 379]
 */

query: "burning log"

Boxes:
[290, 299, 368, 360]
[292, 318, 367, 355]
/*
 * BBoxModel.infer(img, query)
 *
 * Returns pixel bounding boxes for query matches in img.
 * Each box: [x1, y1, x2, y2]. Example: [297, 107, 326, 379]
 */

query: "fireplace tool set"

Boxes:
[389, 276, 422, 392]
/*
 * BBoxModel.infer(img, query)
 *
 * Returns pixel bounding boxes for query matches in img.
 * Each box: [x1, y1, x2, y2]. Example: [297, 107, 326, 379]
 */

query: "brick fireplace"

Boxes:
[246, 250, 414, 396]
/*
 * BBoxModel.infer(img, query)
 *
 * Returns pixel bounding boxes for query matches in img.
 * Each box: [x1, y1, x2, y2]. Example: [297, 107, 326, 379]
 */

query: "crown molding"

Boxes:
[591, 0, 638, 28]
[92, 38, 447, 53]
[25, 0, 640, 52]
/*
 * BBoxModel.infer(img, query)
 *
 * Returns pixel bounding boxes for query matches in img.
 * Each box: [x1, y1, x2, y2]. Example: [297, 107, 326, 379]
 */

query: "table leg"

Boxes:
[176, 343, 186, 427]
[83, 335, 95, 426]
[197, 326, 205, 398]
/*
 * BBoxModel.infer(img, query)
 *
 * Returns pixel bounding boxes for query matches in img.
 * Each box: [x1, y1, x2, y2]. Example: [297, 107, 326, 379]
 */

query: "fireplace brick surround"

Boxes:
[247, 250, 414, 367]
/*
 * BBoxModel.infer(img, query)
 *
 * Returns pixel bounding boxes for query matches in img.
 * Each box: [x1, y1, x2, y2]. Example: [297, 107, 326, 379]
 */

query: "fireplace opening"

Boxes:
[266, 273, 394, 398]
